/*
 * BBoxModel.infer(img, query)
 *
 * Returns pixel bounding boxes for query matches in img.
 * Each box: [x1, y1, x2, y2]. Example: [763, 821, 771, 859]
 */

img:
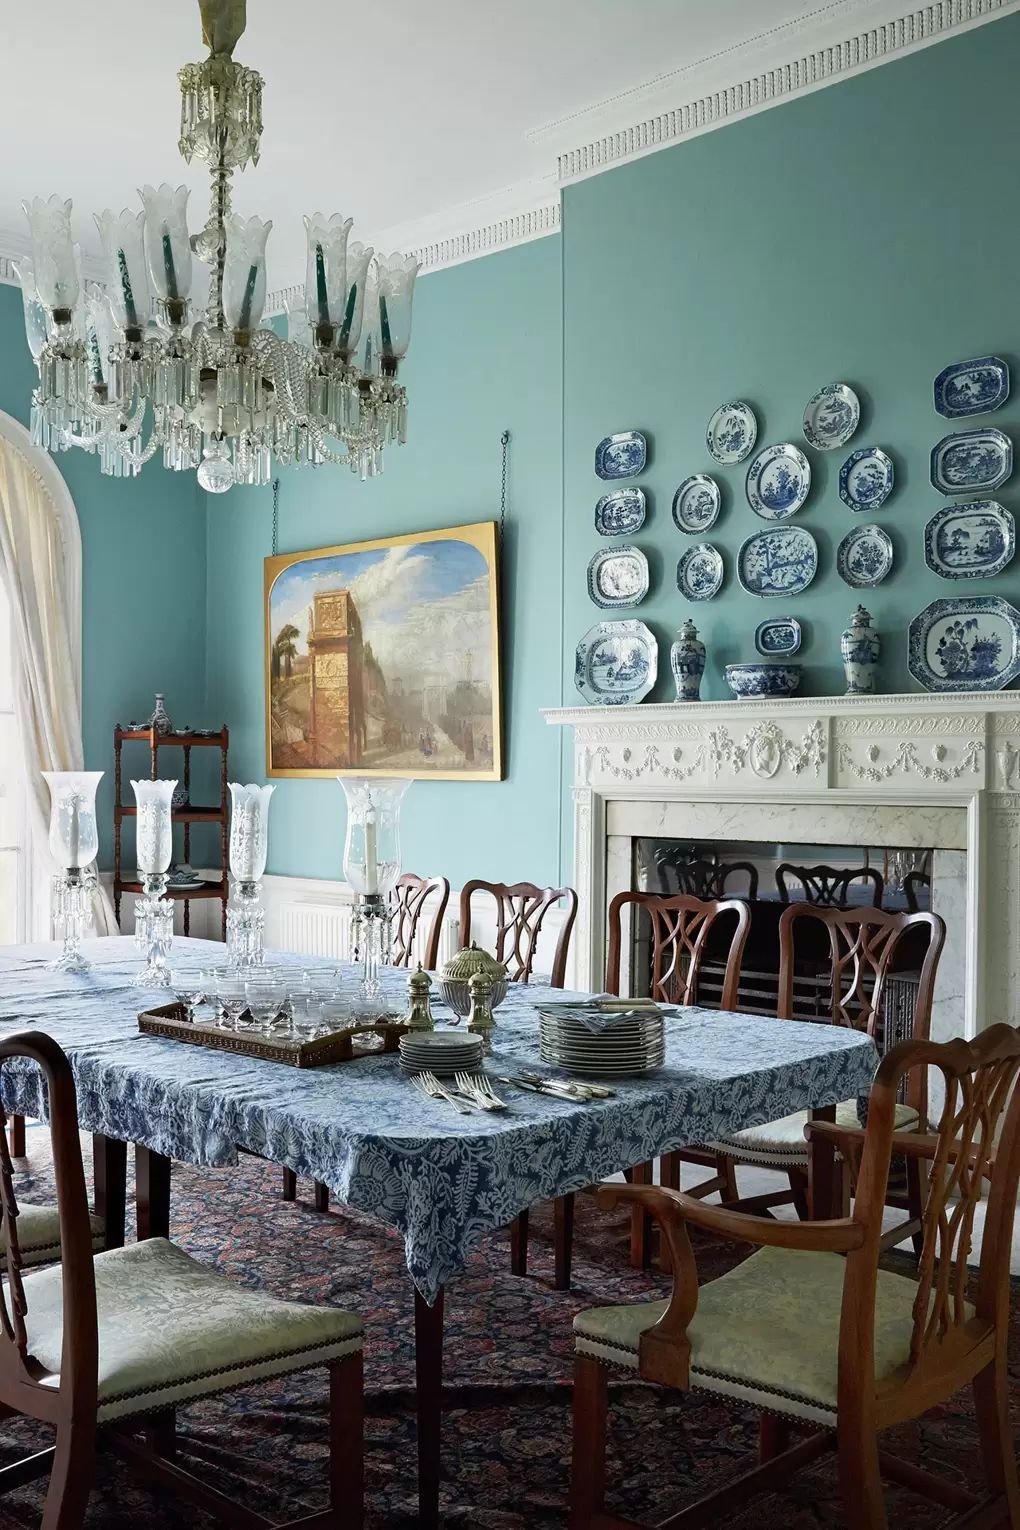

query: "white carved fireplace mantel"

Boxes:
[544, 692, 1020, 1038]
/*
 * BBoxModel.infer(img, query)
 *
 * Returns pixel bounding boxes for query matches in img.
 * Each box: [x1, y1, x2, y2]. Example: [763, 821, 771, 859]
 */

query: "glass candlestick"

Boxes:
[50, 865, 99, 973]
[350, 895, 392, 1003]
[226, 782, 274, 969]
[131, 777, 176, 988]
[41, 770, 103, 973]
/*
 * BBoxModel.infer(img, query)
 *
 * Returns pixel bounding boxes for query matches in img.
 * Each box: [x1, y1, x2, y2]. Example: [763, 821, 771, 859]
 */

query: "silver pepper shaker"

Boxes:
[404, 962, 435, 1032]
[466, 970, 496, 1052]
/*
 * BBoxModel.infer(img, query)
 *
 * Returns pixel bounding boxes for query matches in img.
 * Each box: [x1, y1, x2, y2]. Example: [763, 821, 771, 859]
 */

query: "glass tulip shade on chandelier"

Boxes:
[18, 0, 418, 492]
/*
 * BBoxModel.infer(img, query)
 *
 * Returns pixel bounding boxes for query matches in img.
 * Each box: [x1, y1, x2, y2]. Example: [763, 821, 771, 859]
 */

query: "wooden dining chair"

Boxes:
[0, 1029, 364, 1530]
[776, 862, 885, 907]
[390, 871, 450, 970]
[671, 857, 759, 901]
[459, 878, 578, 988]
[570, 1023, 1020, 1530]
[903, 869, 932, 912]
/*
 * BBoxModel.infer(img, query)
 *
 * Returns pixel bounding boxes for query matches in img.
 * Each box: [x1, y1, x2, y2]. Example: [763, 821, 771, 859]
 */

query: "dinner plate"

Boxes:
[745, 443, 811, 520]
[706, 400, 757, 465]
[802, 383, 860, 450]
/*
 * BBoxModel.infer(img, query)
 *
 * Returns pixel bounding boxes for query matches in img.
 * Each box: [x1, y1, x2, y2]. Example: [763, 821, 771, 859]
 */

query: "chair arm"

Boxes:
[596, 1181, 864, 1253]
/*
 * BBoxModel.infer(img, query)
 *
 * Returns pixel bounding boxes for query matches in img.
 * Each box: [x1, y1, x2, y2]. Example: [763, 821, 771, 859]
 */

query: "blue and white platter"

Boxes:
[594, 487, 646, 537]
[930, 428, 1013, 495]
[672, 474, 721, 533]
[934, 356, 1010, 420]
[706, 400, 757, 465]
[586, 544, 650, 608]
[676, 543, 724, 600]
[595, 430, 647, 481]
[737, 526, 818, 597]
[754, 616, 802, 657]
[802, 382, 860, 451]
[839, 446, 894, 512]
[836, 524, 893, 588]
[745, 442, 811, 520]
[923, 501, 1015, 581]
[574, 619, 658, 705]
[907, 596, 1020, 692]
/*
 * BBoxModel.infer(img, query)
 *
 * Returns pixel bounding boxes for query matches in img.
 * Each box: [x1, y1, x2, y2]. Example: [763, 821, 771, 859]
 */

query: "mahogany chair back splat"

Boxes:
[903, 869, 932, 913]
[390, 873, 450, 971]
[606, 891, 752, 1011]
[776, 862, 885, 908]
[459, 879, 578, 988]
[669, 857, 759, 902]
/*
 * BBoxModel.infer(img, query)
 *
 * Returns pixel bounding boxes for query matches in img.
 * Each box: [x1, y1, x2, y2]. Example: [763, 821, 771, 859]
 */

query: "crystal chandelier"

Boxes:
[17, 0, 417, 491]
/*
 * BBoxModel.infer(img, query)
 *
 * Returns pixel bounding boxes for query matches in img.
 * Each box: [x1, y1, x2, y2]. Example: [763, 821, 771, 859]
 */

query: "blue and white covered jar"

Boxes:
[841, 605, 880, 695]
[670, 618, 707, 702]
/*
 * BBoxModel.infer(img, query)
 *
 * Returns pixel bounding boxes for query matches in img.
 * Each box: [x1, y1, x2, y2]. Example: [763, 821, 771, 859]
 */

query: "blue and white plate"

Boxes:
[574, 619, 658, 705]
[586, 545, 650, 608]
[737, 526, 818, 597]
[706, 401, 757, 465]
[754, 616, 802, 657]
[594, 487, 646, 537]
[802, 383, 860, 451]
[745, 442, 811, 520]
[672, 474, 721, 533]
[930, 428, 1013, 494]
[934, 356, 1010, 419]
[676, 543, 724, 600]
[595, 431, 647, 480]
[907, 596, 1020, 692]
[839, 447, 894, 512]
[923, 501, 1015, 581]
[837, 525, 893, 588]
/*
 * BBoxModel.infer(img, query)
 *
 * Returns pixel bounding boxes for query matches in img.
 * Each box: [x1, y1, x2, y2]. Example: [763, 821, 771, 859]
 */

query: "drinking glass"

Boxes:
[291, 991, 324, 1039]
[214, 973, 248, 1031]
[196, 967, 223, 1024]
[245, 977, 287, 1038]
[171, 970, 204, 1023]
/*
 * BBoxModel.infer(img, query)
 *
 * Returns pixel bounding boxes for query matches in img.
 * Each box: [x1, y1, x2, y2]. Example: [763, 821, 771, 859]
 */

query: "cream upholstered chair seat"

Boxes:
[21, 1237, 363, 1422]
[574, 1244, 963, 1427]
[3, 1202, 105, 1268]
[709, 1100, 919, 1168]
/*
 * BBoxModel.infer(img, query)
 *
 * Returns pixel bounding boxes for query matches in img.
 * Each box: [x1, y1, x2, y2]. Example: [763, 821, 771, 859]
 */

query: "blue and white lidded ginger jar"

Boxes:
[670, 618, 707, 702]
[841, 605, 880, 695]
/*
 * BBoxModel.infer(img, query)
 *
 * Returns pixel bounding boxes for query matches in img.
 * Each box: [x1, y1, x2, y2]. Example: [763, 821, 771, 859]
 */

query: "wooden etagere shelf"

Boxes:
[113, 724, 230, 939]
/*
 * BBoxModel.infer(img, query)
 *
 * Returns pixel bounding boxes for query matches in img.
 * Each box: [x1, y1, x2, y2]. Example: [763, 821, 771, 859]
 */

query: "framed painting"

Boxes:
[265, 520, 503, 780]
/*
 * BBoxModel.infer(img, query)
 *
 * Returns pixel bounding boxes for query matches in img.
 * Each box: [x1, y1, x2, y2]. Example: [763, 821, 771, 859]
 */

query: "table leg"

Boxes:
[807, 1104, 838, 1219]
[414, 1285, 444, 1529]
[135, 1145, 172, 1240]
[9, 1115, 25, 1158]
[92, 1134, 126, 1249]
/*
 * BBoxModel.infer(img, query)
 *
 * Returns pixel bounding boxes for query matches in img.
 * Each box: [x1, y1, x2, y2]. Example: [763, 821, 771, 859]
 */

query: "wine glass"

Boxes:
[214, 973, 248, 1032]
[245, 977, 287, 1038]
[291, 991, 324, 1039]
[171, 970, 204, 1024]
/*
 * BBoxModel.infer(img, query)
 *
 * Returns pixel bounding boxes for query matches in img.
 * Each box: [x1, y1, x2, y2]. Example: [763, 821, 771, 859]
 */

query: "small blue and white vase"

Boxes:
[841, 605, 880, 695]
[671, 618, 707, 702]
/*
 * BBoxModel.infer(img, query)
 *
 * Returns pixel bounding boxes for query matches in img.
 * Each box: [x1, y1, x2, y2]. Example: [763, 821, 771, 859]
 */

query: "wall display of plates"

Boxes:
[923, 501, 1015, 581]
[745, 442, 811, 520]
[705, 400, 757, 465]
[574, 619, 658, 706]
[672, 474, 721, 533]
[836, 524, 893, 588]
[802, 382, 860, 451]
[930, 428, 1012, 495]
[676, 543, 724, 600]
[907, 596, 1020, 692]
[839, 446, 894, 512]
[754, 616, 802, 657]
[594, 487, 646, 537]
[934, 356, 1009, 419]
[594, 430, 647, 481]
[737, 526, 818, 597]
[586, 544, 650, 608]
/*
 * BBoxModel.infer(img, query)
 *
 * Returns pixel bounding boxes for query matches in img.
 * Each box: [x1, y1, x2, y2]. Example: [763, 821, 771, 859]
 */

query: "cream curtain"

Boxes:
[0, 435, 118, 935]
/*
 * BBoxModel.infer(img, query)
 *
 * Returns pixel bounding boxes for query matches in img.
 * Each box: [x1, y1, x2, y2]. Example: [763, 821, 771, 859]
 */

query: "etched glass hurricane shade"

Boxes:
[13, 259, 48, 361]
[339, 778, 410, 899]
[131, 778, 177, 873]
[139, 184, 193, 305]
[223, 215, 272, 333]
[228, 782, 274, 881]
[22, 197, 78, 315]
[375, 252, 420, 366]
[303, 212, 353, 329]
[42, 772, 102, 869]
[335, 242, 374, 364]
[94, 208, 150, 332]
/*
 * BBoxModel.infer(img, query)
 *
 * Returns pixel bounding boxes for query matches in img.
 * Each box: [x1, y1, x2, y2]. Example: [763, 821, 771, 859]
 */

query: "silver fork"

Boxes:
[409, 1072, 473, 1115]
[454, 1071, 508, 1111]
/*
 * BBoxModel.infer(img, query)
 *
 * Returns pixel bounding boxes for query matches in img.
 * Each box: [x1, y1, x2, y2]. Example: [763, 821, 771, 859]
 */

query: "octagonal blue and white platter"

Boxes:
[934, 356, 1009, 420]
[574, 619, 658, 705]
[930, 428, 1012, 495]
[586, 544, 650, 608]
[594, 487, 646, 537]
[924, 502, 1015, 581]
[907, 596, 1020, 692]
[595, 431, 647, 481]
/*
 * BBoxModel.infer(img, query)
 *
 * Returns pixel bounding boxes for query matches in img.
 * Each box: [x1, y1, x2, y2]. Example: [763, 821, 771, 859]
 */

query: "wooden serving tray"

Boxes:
[138, 1002, 408, 1068]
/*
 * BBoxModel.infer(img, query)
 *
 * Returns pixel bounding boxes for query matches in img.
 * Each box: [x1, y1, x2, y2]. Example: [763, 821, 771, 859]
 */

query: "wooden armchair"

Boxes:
[0, 1030, 364, 1530]
[459, 878, 578, 987]
[776, 861, 884, 907]
[571, 1024, 1020, 1530]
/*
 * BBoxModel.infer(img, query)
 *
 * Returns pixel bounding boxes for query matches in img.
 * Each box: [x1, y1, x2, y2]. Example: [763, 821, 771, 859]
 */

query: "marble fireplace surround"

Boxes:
[544, 693, 1020, 1040]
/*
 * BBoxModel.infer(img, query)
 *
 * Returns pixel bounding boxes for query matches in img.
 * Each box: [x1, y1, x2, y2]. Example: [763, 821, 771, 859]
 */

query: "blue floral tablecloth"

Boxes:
[0, 936, 879, 1300]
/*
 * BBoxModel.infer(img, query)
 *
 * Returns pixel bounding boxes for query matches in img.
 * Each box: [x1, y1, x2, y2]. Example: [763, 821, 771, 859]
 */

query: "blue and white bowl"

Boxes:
[725, 661, 802, 698]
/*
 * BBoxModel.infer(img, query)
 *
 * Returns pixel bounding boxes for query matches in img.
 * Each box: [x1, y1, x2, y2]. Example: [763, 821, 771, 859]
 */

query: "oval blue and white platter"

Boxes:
[594, 487, 646, 537]
[672, 474, 721, 533]
[745, 442, 811, 520]
[907, 596, 1020, 692]
[705, 401, 757, 465]
[930, 428, 1012, 495]
[802, 383, 860, 451]
[737, 526, 818, 597]
[574, 619, 658, 705]
[839, 447, 894, 512]
[934, 356, 1010, 419]
[676, 543, 724, 600]
[837, 525, 893, 588]
[595, 431, 647, 481]
[754, 616, 802, 656]
[586, 544, 650, 608]
[923, 501, 1015, 580]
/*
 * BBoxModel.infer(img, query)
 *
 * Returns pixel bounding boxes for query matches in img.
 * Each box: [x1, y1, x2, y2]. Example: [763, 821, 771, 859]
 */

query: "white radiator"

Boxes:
[273, 899, 355, 961]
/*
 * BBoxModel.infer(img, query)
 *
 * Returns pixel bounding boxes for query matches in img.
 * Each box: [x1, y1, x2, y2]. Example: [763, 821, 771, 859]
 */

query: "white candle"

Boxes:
[68, 797, 80, 868]
[364, 810, 378, 896]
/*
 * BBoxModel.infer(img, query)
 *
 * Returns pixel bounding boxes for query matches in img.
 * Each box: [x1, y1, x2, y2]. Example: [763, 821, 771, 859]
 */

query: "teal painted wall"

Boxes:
[204, 235, 565, 887]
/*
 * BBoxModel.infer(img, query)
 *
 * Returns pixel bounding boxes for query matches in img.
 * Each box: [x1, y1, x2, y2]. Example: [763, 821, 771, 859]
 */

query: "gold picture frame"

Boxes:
[265, 520, 503, 781]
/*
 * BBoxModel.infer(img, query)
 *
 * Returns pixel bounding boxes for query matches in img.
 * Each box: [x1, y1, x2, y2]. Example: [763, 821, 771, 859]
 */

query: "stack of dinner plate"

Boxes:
[399, 1030, 485, 1077]
[536, 1004, 665, 1077]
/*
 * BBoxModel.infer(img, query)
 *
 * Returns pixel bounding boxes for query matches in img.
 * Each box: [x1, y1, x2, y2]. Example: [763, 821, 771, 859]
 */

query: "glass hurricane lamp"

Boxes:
[340, 777, 410, 999]
[41, 771, 102, 973]
[131, 777, 177, 988]
[226, 781, 274, 968]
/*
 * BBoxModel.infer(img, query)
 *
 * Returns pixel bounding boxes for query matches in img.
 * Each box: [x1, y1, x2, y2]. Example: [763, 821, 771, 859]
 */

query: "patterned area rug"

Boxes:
[0, 1133, 1014, 1528]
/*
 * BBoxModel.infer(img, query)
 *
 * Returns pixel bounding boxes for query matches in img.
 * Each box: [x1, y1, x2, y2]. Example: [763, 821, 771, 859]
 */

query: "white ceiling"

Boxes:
[0, 0, 974, 283]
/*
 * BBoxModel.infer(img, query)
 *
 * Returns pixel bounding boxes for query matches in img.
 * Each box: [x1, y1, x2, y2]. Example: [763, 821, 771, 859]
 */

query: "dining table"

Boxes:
[0, 935, 880, 1527]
